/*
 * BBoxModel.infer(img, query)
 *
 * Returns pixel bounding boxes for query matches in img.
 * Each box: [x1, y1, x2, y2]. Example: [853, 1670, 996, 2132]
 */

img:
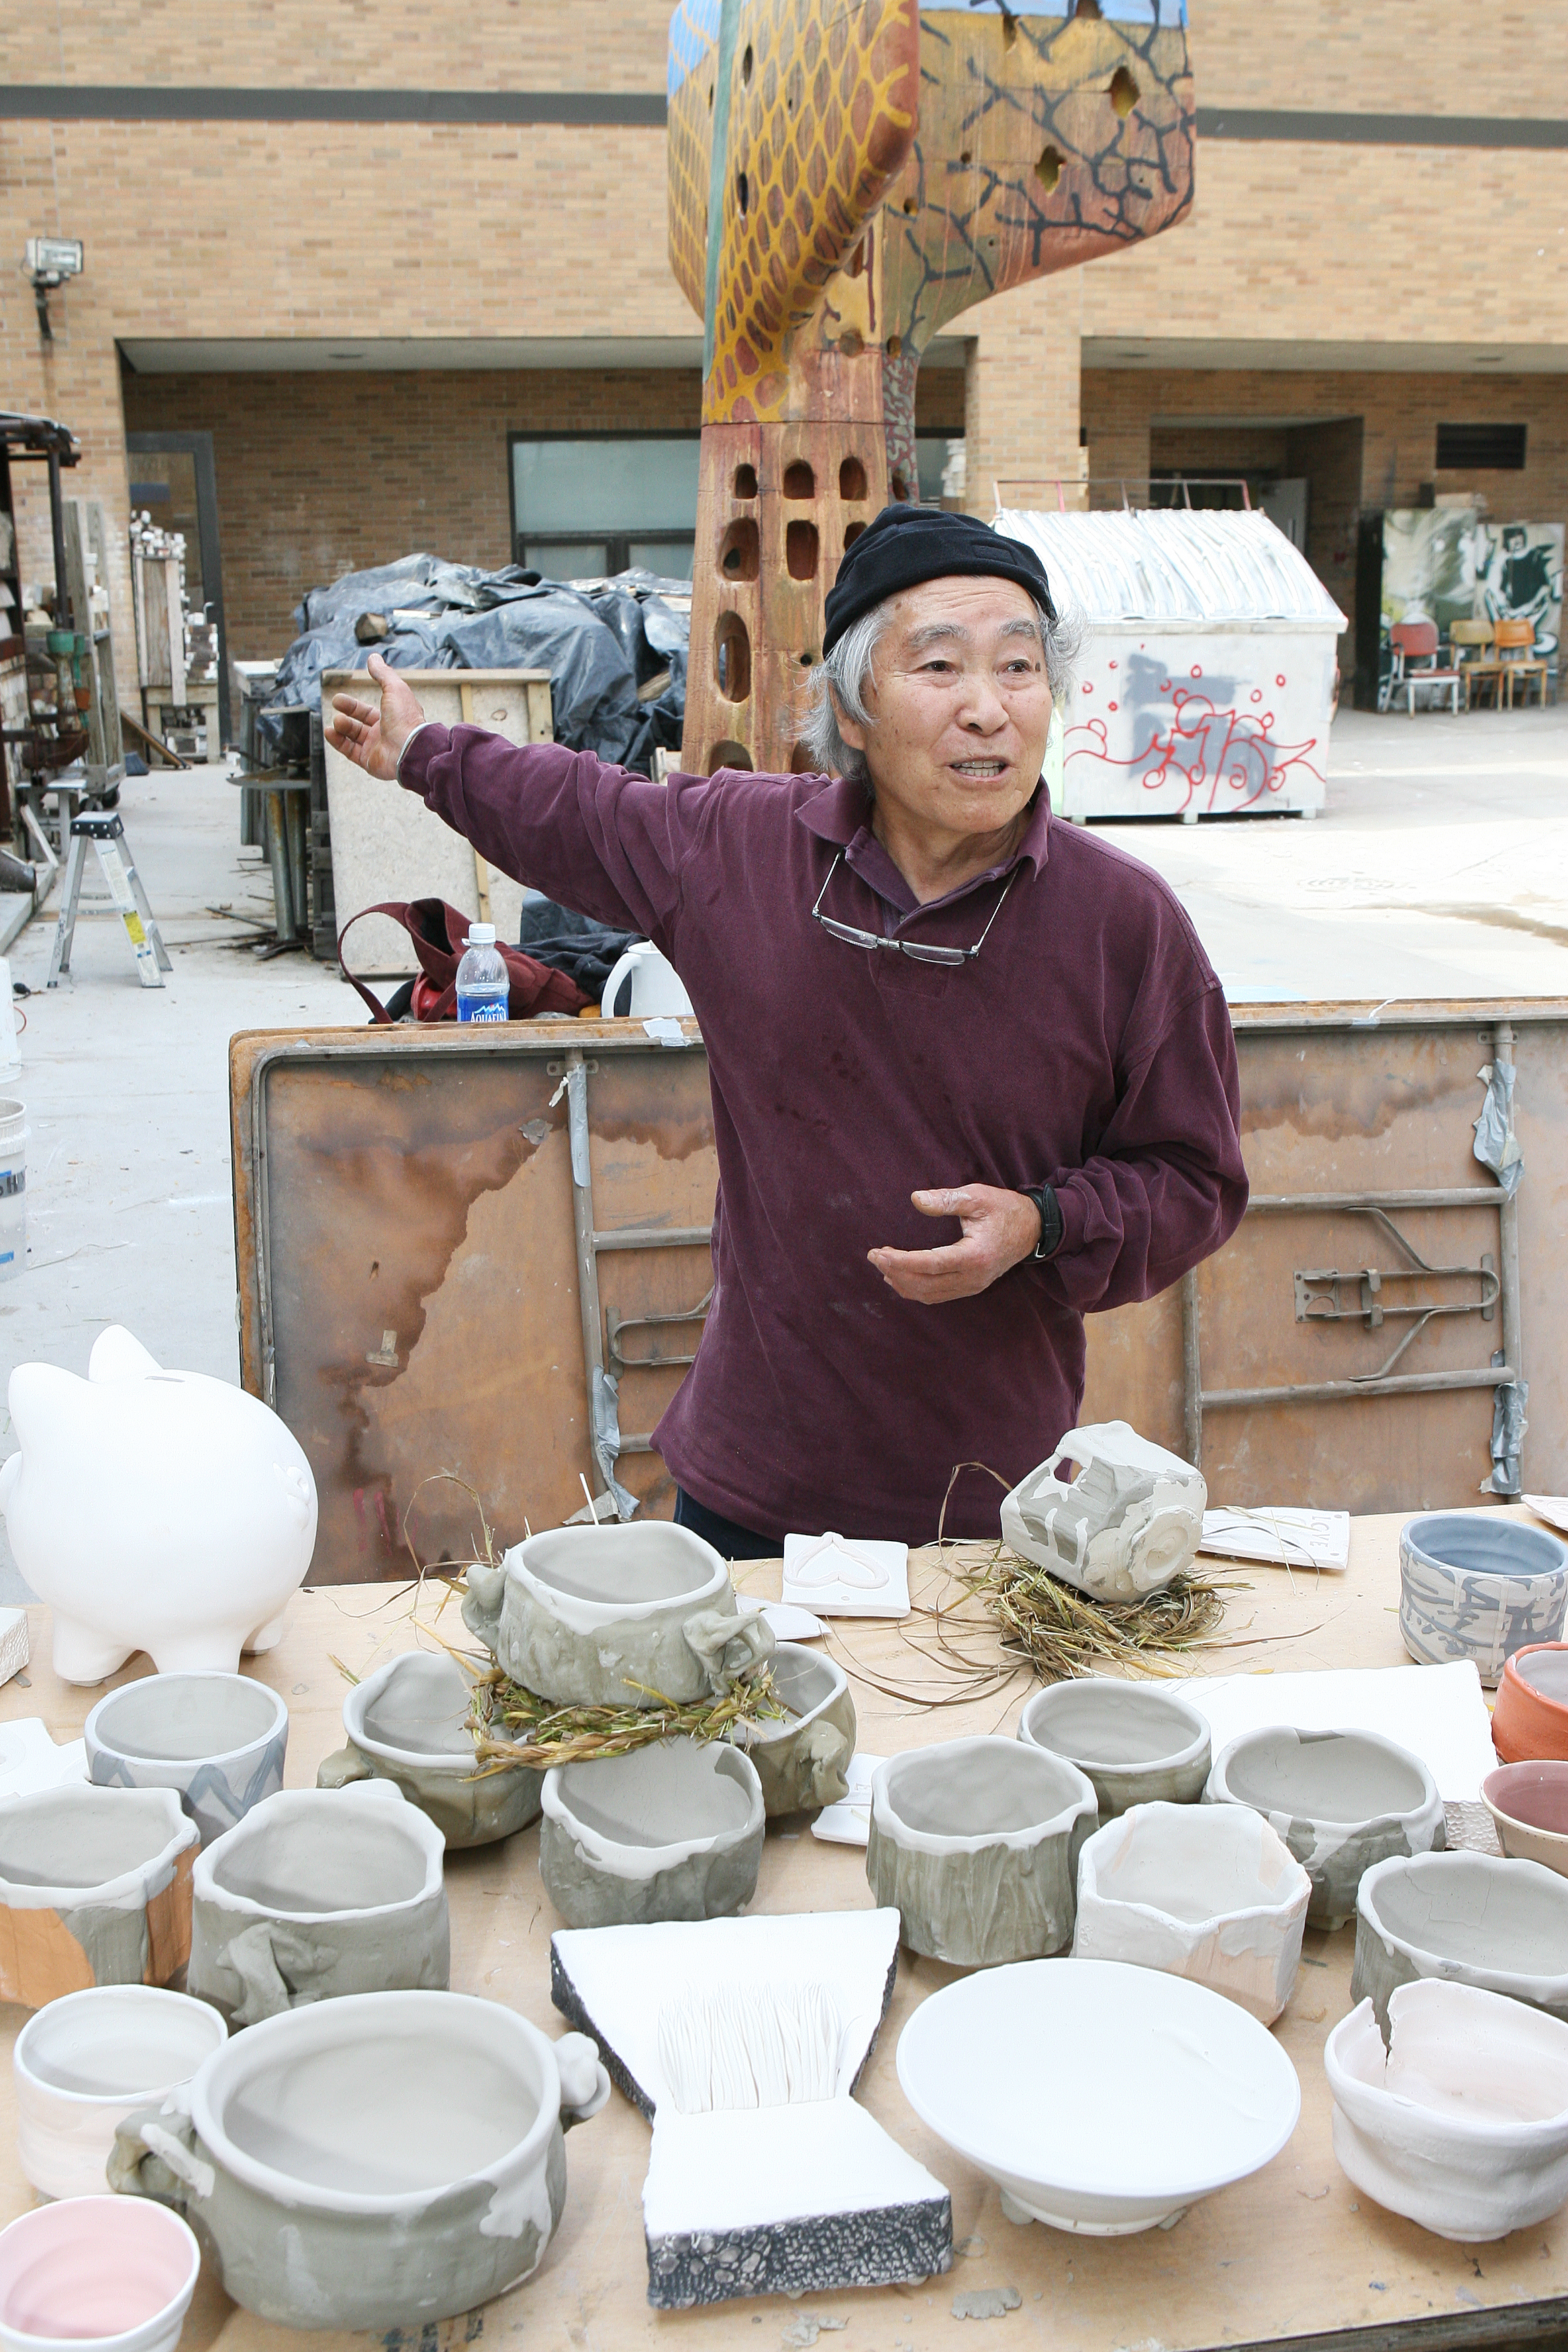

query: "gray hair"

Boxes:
[797, 591, 1075, 783]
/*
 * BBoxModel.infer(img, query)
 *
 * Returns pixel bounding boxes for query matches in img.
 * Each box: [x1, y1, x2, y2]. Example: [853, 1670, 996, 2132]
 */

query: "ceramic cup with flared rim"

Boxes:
[1398, 1512, 1568, 1687]
[1483, 1760, 1568, 1876]
[1352, 1849, 1568, 2030]
[0, 2194, 201, 2352]
[1492, 1642, 1568, 1766]
[1204, 1724, 1444, 1930]
[14, 1984, 229, 2203]
[540, 1738, 765, 1927]
[85, 1672, 289, 1849]
[1017, 1679, 1210, 1818]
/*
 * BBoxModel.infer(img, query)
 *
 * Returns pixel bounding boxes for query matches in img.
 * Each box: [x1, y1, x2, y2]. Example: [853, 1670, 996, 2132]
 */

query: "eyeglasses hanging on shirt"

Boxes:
[809, 850, 1018, 969]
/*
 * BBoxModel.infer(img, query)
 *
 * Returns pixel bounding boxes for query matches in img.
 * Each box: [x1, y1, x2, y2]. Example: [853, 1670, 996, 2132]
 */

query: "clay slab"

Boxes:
[1353, 1850, 1568, 2030]
[540, 1739, 765, 1928]
[781, 1533, 911, 1620]
[1172, 1661, 1495, 1802]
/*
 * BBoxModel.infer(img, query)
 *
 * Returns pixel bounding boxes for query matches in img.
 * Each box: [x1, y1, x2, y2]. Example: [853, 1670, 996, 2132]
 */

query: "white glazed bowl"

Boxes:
[14, 1985, 228, 2202]
[85, 1672, 288, 1847]
[1073, 1800, 1312, 2023]
[0, 2194, 200, 2352]
[896, 1955, 1300, 2233]
[1326, 1979, 1568, 2241]
[1018, 1679, 1210, 1816]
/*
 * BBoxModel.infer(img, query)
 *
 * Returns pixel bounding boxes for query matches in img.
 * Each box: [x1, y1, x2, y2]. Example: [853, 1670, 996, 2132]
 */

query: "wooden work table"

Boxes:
[0, 1511, 1563, 2352]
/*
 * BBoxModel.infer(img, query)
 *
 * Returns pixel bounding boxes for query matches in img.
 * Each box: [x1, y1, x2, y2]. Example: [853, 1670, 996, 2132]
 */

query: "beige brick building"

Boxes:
[3, 0, 1565, 717]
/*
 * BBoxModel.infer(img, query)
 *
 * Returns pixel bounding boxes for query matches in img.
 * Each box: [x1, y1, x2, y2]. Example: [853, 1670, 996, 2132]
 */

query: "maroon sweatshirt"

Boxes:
[399, 728, 1248, 1542]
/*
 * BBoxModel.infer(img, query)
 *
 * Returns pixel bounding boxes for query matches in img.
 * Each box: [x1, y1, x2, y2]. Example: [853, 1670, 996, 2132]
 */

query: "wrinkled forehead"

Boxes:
[881, 573, 1045, 652]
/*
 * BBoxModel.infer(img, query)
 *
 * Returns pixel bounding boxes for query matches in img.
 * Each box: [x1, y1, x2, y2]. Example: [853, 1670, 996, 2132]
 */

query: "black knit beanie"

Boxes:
[822, 504, 1057, 656]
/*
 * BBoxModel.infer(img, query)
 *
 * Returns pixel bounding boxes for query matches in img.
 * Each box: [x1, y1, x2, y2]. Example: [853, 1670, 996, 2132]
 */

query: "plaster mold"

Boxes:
[0, 1785, 197, 2006]
[1206, 1726, 1444, 1930]
[316, 1649, 542, 1847]
[1483, 1762, 1568, 1875]
[109, 1988, 610, 2329]
[85, 1672, 287, 1848]
[1072, 1801, 1312, 2024]
[1018, 1679, 1210, 1817]
[1398, 1513, 1568, 1687]
[735, 1645, 856, 1816]
[897, 1957, 1300, 2235]
[540, 1740, 765, 1928]
[187, 1780, 448, 2026]
[999, 1423, 1206, 1604]
[867, 1736, 1097, 1966]
[464, 1521, 773, 1708]
[13, 1983, 227, 2202]
[0, 1326, 315, 1685]
[0, 2195, 201, 2352]
[1326, 1980, 1568, 2241]
[1492, 1641, 1568, 1765]
[1352, 1851, 1568, 2032]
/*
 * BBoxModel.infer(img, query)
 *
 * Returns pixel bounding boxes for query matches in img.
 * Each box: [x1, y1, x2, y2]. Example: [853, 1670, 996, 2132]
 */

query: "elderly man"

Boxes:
[327, 505, 1247, 1557]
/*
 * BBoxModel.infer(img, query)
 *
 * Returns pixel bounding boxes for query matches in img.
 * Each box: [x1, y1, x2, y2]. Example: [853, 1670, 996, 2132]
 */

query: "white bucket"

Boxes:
[0, 1099, 28, 1281]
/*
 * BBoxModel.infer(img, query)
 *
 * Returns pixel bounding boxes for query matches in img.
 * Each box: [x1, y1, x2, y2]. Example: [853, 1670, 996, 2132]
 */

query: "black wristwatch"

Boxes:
[1022, 1184, 1063, 1260]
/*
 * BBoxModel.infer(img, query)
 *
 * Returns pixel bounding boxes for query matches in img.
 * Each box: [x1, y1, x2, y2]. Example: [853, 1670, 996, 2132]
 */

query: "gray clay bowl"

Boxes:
[539, 1738, 765, 1928]
[738, 1643, 857, 1816]
[1017, 1679, 1210, 1817]
[1205, 1725, 1444, 1930]
[86, 1671, 289, 1849]
[1352, 1849, 1568, 2033]
[867, 1735, 1098, 1968]
[317, 1650, 542, 1849]
[1399, 1512, 1568, 1686]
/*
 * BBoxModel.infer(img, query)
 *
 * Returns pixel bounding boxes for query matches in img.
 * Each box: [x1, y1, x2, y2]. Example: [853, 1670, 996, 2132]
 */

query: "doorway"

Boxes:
[124, 430, 230, 744]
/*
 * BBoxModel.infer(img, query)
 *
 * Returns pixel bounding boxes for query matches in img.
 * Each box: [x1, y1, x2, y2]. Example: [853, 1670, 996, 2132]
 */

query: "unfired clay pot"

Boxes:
[187, 1780, 448, 2026]
[735, 1643, 856, 1816]
[464, 1522, 773, 1708]
[1205, 1726, 1444, 1930]
[540, 1738, 765, 1928]
[1326, 1979, 1568, 2241]
[867, 1736, 1098, 1967]
[1017, 1679, 1210, 1818]
[1484, 1761, 1568, 1876]
[1072, 1799, 1312, 2023]
[1352, 1849, 1568, 2032]
[109, 1988, 611, 2329]
[13, 1982, 228, 2203]
[0, 1785, 197, 2008]
[317, 1649, 542, 1848]
[85, 1671, 288, 1847]
[1398, 1513, 1568, 1687]
[1492, 1642, 1568, 1765]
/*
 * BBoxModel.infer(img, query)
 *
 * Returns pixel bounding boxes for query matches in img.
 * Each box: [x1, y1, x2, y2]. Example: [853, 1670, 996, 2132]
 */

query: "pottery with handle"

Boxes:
[733, 1643, 856, 1816]
[0, 1785, 198, 2008]
[1017, 1679, 1210, 1818]
[1492, 1641, 1568, 1765]
[108, 1988, 611, 2329]
[1326, 1979, 1568, 2241]
[1398, 1513, 1568, 1688]
[1071, 1799, 1311, 2024]
[315, 1649, 542, 1848]
[540, 1738, 765, 1927]
[85, 1671, 288, 1848]
[13, 1982, 228, 2202]
[1352, 1849, 1568, 2032]
[0, 2194, 201, 2352]
[187, 1780, 448, 2026]
[867, 1736, 1098, 1966]
[1204, 1725, 1444, 1930]
[1482, 1761, 1568, 1875]
[464, 1521, 773, 1710]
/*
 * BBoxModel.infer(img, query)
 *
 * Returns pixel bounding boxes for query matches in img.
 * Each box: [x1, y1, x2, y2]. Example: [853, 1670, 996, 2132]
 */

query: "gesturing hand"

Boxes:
[868, 1185, 1042, 1304]
[324, 651, 427, 781]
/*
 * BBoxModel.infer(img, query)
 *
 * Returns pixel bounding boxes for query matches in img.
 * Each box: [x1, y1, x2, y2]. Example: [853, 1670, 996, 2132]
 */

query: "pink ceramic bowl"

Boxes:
[0, 2195, 199, 2352]
[1483, 1761, 1568, 1879]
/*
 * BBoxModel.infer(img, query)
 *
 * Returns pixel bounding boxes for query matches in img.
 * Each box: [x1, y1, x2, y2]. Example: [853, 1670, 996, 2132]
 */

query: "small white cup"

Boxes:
[14, 1985, 228, 2202]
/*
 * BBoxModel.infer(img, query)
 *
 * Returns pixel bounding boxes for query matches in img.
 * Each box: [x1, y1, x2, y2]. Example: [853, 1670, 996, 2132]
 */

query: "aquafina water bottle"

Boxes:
[455, 924, 509, 1024]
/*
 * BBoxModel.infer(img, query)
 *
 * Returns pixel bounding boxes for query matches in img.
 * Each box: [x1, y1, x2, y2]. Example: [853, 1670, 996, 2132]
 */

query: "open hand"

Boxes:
[869, 1185, 1042, 1304]
[324, 651, 426, 781]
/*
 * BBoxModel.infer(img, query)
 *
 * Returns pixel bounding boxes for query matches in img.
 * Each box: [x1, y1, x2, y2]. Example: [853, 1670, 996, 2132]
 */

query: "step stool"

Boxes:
[47, 812, 173, 989]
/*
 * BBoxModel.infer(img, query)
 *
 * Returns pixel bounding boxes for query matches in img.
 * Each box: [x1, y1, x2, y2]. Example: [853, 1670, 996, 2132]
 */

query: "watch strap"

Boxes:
[1024, 1184, 1063, 1261]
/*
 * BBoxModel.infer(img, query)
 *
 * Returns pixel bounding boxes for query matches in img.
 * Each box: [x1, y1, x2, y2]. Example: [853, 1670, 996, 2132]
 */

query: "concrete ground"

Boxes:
[0, 701, 1563, 1601]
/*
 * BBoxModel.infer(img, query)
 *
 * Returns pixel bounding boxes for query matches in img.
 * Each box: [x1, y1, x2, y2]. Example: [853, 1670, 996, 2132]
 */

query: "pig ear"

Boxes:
[5, 1363, 91, 1463]
[88, 1328, 163, 1383]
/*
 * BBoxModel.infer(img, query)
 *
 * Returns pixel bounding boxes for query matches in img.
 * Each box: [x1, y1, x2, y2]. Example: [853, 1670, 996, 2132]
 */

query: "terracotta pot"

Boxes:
[1483, 1761, 1568, 1875]
[0, 1785, 197, 2008]
[1493, 1642, 1568, 1764]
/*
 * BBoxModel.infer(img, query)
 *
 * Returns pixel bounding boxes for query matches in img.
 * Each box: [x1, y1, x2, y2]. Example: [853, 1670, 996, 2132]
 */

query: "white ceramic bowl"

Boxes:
[1326, 1979, 1568, 2241]
[0, 2194, 200, 2352]
[896, 1955, 1300, 2234]
[14, 1985, 228, 2202]
[1353, 1849, 1568, 2028]
[85, 1671, 288, 1847]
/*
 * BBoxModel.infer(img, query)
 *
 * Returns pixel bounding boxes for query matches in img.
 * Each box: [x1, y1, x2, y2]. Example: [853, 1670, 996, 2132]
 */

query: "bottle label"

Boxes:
[457, 997, 508, 1024]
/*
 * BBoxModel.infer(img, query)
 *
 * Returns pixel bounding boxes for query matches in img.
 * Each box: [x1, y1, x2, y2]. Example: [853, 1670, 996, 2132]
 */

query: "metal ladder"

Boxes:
[47, 810, 172, 989]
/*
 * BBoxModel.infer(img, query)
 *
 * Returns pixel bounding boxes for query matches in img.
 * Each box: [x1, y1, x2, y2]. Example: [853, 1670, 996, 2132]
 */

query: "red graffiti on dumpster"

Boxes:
[1066, 687, 1324, 815]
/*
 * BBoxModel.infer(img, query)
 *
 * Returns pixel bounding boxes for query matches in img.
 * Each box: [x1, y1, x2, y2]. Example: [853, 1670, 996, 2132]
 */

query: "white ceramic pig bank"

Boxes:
[0, 1327, 317, 1685]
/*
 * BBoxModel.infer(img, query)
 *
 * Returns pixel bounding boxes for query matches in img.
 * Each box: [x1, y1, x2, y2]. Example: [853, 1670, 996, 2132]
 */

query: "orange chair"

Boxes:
[1493, 617, 1551, 709]
[1388, 618, 1465, 716]
[1449, 617, 1501, 709]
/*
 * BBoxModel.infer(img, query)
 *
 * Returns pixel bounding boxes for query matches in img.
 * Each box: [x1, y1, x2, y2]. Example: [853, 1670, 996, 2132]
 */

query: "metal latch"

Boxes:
[607, 1289, 712, 1375]
[1293, 1208, 1500, 1381]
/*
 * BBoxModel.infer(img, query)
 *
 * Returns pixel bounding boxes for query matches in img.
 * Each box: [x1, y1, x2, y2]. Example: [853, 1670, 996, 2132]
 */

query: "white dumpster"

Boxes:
[994, 507, 1345, 822]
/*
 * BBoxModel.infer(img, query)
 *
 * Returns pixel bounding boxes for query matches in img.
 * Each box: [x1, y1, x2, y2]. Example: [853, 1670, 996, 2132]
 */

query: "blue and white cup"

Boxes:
[85, 1671, 289, 1847]
[1398, 1512, 1568, 1687]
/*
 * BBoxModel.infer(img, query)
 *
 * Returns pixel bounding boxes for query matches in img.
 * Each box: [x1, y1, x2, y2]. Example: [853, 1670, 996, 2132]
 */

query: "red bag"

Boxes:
[338, 899, 589, 1024]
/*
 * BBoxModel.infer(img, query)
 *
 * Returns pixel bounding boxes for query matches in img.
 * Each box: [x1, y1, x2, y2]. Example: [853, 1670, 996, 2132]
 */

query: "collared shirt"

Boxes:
[399, 729, 1248, 1542]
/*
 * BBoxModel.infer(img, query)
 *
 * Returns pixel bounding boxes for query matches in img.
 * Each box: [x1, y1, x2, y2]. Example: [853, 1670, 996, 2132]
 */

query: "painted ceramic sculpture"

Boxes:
[666, 0, 1195, 774]
[1000, 1422, 1206, 1604]
[0, 1327, 317, 1685]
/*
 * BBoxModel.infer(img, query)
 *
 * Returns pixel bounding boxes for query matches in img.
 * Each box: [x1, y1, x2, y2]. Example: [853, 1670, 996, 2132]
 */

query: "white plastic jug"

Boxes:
[601, 941, 693, 1021]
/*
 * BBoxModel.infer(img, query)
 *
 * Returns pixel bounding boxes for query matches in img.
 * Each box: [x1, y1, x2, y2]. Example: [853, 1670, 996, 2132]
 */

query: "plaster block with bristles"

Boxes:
[0, 1608, 28, 1689]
